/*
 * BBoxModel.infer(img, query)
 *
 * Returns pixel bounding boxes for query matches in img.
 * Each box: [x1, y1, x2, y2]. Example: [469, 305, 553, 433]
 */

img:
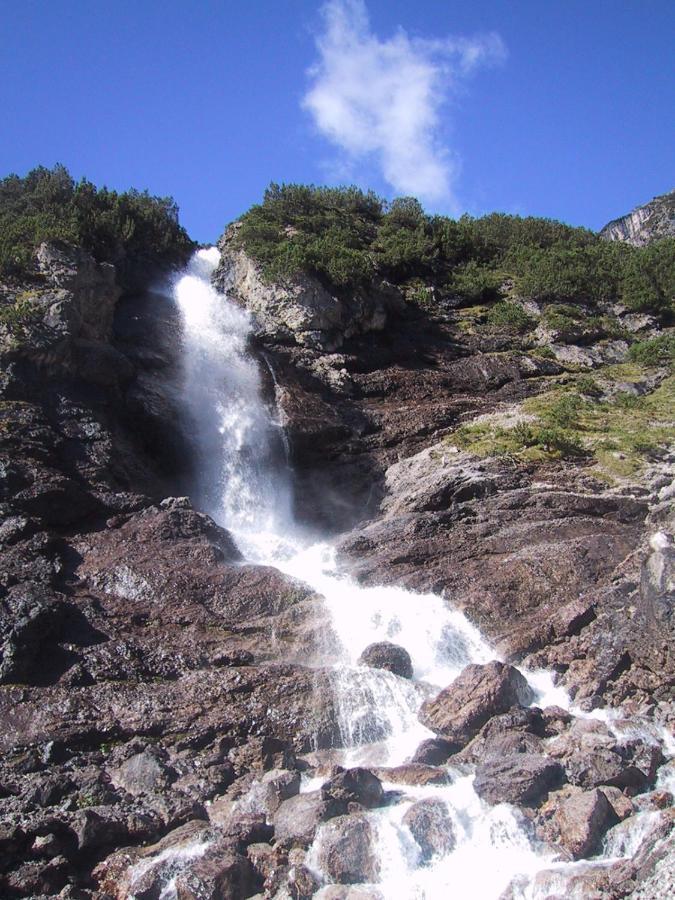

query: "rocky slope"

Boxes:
[0, 216, 673, 900]
[600, 190, 675, 246]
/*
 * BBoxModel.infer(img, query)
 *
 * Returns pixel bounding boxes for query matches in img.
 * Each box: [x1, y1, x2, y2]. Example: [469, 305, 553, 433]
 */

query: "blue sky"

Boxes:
[1, 0, 673, 242]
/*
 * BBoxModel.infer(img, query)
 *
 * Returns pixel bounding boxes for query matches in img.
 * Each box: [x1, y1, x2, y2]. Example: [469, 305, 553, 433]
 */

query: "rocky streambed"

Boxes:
[0, 239, 673, 898]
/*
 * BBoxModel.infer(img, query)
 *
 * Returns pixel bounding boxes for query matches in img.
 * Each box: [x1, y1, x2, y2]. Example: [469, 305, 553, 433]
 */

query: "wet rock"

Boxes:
[402, 798, 456, 863]
[321, 767, 384, 811]
[411, 737, 455, 766]
[547, 719, 660, 792]
[474, 754, 565, 807]
[287, 847, 321, 899]
[228, 737, 297, 777]
[174, 841, 255, 900]
[273, 792, 329, 848]
[316, 814, 379, 885]
[554, 788, 618, 858]
[599, 786, 635, 821]
[371, 763, 451, 787]
[418, 661, 534, 746]
[358, 641, 413, 679]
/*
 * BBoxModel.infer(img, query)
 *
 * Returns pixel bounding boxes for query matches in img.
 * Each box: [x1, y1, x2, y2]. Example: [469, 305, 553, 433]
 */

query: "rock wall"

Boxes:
[600, 189, 675, 245]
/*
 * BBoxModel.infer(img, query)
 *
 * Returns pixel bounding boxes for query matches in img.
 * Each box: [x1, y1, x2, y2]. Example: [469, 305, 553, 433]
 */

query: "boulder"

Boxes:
[316, 814, 379, 885]
[371, 764, 451, 787]
[554, 788, 618, 858]
[321, 767, 384, 811]
[402, 798, 456, 863]
[273, 792, 329, 848]
[174, 841, 255, 900]
[473, 754, 565, 807]
[418, 661, 534, 746]
[358, 641, 413, 679]
[410, 738, 455, 766]
[110, 750, 174, 796]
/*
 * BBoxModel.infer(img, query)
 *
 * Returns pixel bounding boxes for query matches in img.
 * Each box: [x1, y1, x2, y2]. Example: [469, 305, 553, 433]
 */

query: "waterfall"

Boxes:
[173, 249, 673, 899]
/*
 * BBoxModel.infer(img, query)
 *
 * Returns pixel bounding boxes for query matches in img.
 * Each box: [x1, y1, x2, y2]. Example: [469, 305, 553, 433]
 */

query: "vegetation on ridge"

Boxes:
[234, 183, 675, 316]
[0, 164, 195, 282]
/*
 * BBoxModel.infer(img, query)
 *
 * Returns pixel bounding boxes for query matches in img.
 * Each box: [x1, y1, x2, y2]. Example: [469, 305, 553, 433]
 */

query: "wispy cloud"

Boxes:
[302, 0, 506, 210]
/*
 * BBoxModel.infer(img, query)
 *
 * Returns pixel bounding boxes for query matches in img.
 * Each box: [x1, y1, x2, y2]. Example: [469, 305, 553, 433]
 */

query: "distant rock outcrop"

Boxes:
[600, 190, 675, 245]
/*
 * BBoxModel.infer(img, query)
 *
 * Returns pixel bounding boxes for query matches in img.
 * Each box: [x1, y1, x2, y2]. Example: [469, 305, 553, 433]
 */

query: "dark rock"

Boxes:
[403, 798, 456, 863]
[321, 767, 384, 811]
[418, 661, 534, 746]
[411, 737, 456, 766]
[358, 641, 413, 679]
[316, 814, 379, 885]
[473, 754, 565, 807]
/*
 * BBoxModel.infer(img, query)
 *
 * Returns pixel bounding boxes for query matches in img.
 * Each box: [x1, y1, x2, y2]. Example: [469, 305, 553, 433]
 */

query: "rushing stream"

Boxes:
[171, 249, 673, 899]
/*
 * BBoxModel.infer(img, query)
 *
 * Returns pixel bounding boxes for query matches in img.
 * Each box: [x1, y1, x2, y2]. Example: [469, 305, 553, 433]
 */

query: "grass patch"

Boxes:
[628, 333, 675, 368]
[448, 368, 674, 478]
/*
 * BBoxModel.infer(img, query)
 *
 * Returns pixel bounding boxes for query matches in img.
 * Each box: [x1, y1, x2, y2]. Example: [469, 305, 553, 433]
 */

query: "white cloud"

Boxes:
[302, 0, 506, 210]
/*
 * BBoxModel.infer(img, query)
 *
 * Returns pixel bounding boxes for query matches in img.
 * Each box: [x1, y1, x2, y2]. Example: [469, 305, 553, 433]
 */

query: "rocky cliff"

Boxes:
[600, 190, 675, 246]
[0, 197, 673, 899]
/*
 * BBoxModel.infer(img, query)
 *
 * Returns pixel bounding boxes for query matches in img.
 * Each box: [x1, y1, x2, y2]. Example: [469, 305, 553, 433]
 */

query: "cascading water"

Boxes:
[173, 249, 673, 899]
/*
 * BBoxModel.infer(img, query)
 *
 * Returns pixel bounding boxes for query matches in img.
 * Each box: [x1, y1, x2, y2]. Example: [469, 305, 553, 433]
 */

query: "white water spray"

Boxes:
[173, 249, 673, 899]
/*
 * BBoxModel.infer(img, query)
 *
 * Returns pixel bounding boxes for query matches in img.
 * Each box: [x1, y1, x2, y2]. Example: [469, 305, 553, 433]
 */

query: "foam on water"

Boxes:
[173, 249, 674, 899]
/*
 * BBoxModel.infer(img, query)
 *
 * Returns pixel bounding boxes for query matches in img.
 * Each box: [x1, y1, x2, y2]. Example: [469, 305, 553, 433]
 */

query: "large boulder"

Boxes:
[358, 641, 413, 679]
[418, 661, 534, 746]
[321, 767, 384, 811]
[402, 798, 456, 863]
[473, 753, 565, 807]
[273, 792, 329, 848]
[316, 814, 380, 885]
[553, 788, 619, 858]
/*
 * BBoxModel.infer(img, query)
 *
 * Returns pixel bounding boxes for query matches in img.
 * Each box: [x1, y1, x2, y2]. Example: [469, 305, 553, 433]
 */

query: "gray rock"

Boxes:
[213, 232, 404, 351]
[110, 751, 174, 796]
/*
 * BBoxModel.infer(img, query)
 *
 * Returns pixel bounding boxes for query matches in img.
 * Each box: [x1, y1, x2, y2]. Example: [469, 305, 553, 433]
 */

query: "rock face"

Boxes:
[358, 641, 413, 679]
[1, 220, 674, 897]
[600, 190, 675, 245]
[213, 226, 404, 351]
[418, 662, 534, 746]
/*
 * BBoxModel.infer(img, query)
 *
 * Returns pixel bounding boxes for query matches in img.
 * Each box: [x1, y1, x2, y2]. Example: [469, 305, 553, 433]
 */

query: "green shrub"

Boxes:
[0, 164, 194, 283]
[620, 239, 675, 314]
[232, 182, 674, 315]
[627, 333, 675, 366]
[486, 301, 534, 333]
